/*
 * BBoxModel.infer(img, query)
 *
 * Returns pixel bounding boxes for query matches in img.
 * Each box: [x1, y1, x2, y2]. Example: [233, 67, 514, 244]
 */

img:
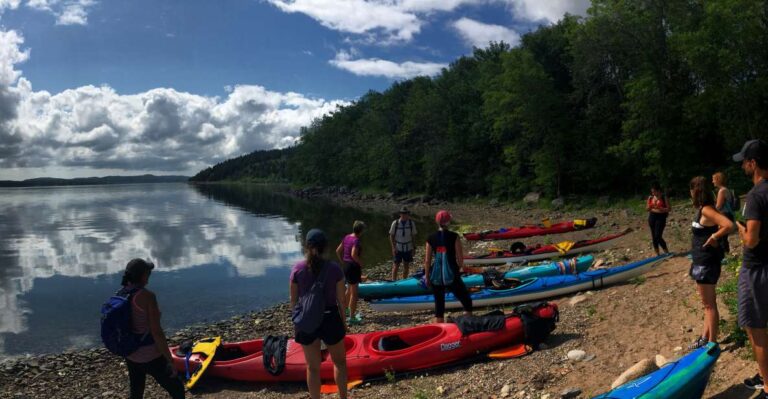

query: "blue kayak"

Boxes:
[593, 342, 720, 398]
[358, 256, 594, 300]
[370, 254, 672, 312]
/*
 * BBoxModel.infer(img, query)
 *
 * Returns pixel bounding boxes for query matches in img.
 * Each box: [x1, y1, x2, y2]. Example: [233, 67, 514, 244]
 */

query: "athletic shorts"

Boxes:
[738, 265, 768, 329]
[689, 264, 721, 285]
[295, 308, 345, 346]
[394, 250, 413, 264]
[343, 261, 362, 285]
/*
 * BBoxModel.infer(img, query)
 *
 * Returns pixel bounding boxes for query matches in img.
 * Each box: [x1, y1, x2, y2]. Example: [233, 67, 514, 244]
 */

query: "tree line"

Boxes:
[192, 0, 768, 199]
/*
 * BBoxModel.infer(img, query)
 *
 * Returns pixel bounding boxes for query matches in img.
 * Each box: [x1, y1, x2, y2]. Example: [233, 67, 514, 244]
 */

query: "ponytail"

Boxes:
[305, 244, 327, 275]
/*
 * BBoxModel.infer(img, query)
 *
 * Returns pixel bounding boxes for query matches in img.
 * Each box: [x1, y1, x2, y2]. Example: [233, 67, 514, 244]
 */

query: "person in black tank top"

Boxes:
[424, 210, 472, 323]
[687, 176, 733, 350]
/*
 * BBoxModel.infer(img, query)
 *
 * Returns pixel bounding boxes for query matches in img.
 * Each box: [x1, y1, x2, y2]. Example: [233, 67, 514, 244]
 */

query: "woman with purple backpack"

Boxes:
[290, 229, 348, 399]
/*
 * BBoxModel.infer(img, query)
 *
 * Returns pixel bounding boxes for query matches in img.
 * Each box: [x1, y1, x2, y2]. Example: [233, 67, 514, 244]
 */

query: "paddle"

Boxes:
[319, 379, 364, 394]
[487, 343, 531, 359]
[183, 337, 222, 390]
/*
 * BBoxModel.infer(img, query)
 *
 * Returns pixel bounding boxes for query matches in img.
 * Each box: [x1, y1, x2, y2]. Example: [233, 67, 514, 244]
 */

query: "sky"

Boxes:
[0, 0, 590, 180]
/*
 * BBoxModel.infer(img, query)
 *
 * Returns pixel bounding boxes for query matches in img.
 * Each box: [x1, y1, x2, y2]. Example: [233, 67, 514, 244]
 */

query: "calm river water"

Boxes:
[0, 183, 415, 357]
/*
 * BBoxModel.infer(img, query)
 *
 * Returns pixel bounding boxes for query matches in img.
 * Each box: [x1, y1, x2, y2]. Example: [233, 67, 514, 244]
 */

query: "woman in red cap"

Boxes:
[424, 210, 472, 323]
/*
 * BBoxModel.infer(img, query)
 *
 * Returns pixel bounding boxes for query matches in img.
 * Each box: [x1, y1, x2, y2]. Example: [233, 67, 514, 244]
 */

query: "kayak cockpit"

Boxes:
[368, 325, 445, 354]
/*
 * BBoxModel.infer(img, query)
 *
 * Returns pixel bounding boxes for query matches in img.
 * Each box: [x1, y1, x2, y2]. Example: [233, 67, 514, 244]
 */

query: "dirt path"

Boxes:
[0, 194, 760, 399]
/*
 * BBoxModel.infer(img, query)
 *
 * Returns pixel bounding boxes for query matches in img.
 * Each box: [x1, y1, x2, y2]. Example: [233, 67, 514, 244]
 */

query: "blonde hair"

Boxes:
[353, 220, 366, 234]
[712, 171, 727, 186]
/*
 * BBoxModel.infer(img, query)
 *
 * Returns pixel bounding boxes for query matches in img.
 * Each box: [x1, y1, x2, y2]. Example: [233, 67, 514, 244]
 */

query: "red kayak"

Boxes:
[171, 303, 558, 383]
[463, 217, 597, 241]
[465, 231, 627, 265]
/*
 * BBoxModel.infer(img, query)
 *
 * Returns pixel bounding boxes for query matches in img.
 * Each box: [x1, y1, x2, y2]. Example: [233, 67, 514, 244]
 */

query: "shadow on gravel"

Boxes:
[544, 332, 581, 349]
[190, 378, 306, 396]
[709, 384, 759, 399]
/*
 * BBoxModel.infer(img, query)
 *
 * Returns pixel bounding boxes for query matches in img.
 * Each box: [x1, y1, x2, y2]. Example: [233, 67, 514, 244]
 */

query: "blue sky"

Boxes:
[0, 0, 588, 179]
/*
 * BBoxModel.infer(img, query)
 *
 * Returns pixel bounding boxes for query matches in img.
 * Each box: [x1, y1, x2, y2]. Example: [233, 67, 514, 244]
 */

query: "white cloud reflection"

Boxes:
[0, 184, 304, 342]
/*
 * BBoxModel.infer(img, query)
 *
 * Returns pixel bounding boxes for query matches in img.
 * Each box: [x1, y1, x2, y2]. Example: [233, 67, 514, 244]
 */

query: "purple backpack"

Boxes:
[292, 263, 329, 333]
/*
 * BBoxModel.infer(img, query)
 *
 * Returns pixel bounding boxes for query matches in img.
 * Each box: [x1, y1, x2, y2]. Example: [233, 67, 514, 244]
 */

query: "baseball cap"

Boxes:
[733, 139, 768, 162]
[435, 210, 452, 225]
[305, 228, 327, 247]
[125, 258, 155, 277]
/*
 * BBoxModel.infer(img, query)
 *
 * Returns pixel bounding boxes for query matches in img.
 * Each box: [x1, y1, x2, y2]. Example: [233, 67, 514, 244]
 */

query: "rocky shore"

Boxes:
[0, 188, 756, 399]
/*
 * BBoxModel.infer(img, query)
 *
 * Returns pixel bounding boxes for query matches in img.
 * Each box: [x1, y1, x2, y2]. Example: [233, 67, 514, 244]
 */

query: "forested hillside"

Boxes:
[194, 0, 768, 198]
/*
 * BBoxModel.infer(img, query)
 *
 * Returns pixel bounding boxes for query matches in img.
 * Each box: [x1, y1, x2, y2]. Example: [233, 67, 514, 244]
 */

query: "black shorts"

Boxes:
[689, 264, 721, 285]
[343, 261, 362, 285]
[738, 265, 768, 329]
[394, 250, 413, 264]
[295, 308, 345, 346]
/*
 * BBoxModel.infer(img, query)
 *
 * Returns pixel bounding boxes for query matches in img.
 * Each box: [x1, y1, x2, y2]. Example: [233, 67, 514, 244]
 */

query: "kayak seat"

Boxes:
[214, 346, 247, 361]
[378, 335, 410, 351]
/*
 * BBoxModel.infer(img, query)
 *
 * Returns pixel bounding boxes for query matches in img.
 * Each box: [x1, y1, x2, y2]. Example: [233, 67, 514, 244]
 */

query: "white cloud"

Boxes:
[0, 30, 29, 86]
[452, 17, 520, 48]
[26, 0, 97, 26]
[330, 50, 445, 79]
[0, 30, 349, 176]
[0, 0, 21, 13]
[507, 0, 589, 23]
[267, 0, 422, 43]
[266, 0, 588, 45]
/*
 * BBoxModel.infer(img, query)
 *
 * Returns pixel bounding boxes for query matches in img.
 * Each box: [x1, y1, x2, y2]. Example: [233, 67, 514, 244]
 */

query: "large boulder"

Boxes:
[551, 197, 565, 209]
[611, 358, 659, 389]
[523, 192, 541, 204]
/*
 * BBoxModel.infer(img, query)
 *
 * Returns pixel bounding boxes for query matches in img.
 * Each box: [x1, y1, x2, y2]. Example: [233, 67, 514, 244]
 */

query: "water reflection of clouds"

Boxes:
[0, 184, 303, 343]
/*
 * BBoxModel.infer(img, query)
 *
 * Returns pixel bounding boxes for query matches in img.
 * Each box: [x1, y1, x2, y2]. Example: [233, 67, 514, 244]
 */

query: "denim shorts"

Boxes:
[394, 250, 414, 264]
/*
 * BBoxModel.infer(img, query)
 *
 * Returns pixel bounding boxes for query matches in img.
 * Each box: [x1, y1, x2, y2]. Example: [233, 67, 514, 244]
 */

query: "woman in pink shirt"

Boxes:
[122, 259, 184, 399]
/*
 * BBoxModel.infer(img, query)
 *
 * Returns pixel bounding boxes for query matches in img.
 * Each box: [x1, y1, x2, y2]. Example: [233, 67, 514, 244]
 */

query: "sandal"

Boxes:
[687, 336, 707, 350]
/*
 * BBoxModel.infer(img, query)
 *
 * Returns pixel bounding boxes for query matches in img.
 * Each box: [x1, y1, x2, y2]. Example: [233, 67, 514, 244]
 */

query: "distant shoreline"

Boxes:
[0, 174, 190, 188]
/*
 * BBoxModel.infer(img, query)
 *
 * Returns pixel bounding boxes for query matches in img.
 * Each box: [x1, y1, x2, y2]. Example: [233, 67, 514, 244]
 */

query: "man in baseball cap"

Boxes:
[734, 139, 768, 393]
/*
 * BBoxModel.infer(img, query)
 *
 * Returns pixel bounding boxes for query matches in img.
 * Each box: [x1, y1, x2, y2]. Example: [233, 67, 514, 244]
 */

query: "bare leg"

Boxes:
[697, 284, 719, 342]
[327, 339, 348, 399]
[349, 284, 359, 317]
[391, 263, 399, 281]
[746, 328, 768, 395]
[301, 340, 322, 399]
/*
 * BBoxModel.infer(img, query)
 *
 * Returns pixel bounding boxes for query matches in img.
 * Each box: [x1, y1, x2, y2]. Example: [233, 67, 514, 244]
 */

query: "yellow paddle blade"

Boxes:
[320, 379, 363, 394]
[184, 337, 222, 390]
[574, 219, 587, 227]
[488, 343, 531, 359]
[553, 241, 575, 254]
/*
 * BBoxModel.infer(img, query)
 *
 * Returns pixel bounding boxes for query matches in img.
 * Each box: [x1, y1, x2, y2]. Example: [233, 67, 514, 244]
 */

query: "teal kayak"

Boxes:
[593, 342, 720, 398]
[358, 255, 593, 300]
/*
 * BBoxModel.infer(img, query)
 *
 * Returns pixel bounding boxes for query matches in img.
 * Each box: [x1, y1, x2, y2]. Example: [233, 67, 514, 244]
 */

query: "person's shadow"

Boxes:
[709, 384, 761, 399]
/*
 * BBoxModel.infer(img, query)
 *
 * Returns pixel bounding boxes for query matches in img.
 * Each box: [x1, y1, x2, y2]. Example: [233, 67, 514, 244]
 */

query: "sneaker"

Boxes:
[687, 336, 707, 351]
[744, 373, 765, 390]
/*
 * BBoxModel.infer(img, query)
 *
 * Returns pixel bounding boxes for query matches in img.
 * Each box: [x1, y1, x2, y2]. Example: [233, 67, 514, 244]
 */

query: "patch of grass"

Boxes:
[413, 391, 430, 399]
[717, 256, 748, 347]
[586, 304, 597, 317]
[384, 368, 396, 383]
[629, 275, 647, 286]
